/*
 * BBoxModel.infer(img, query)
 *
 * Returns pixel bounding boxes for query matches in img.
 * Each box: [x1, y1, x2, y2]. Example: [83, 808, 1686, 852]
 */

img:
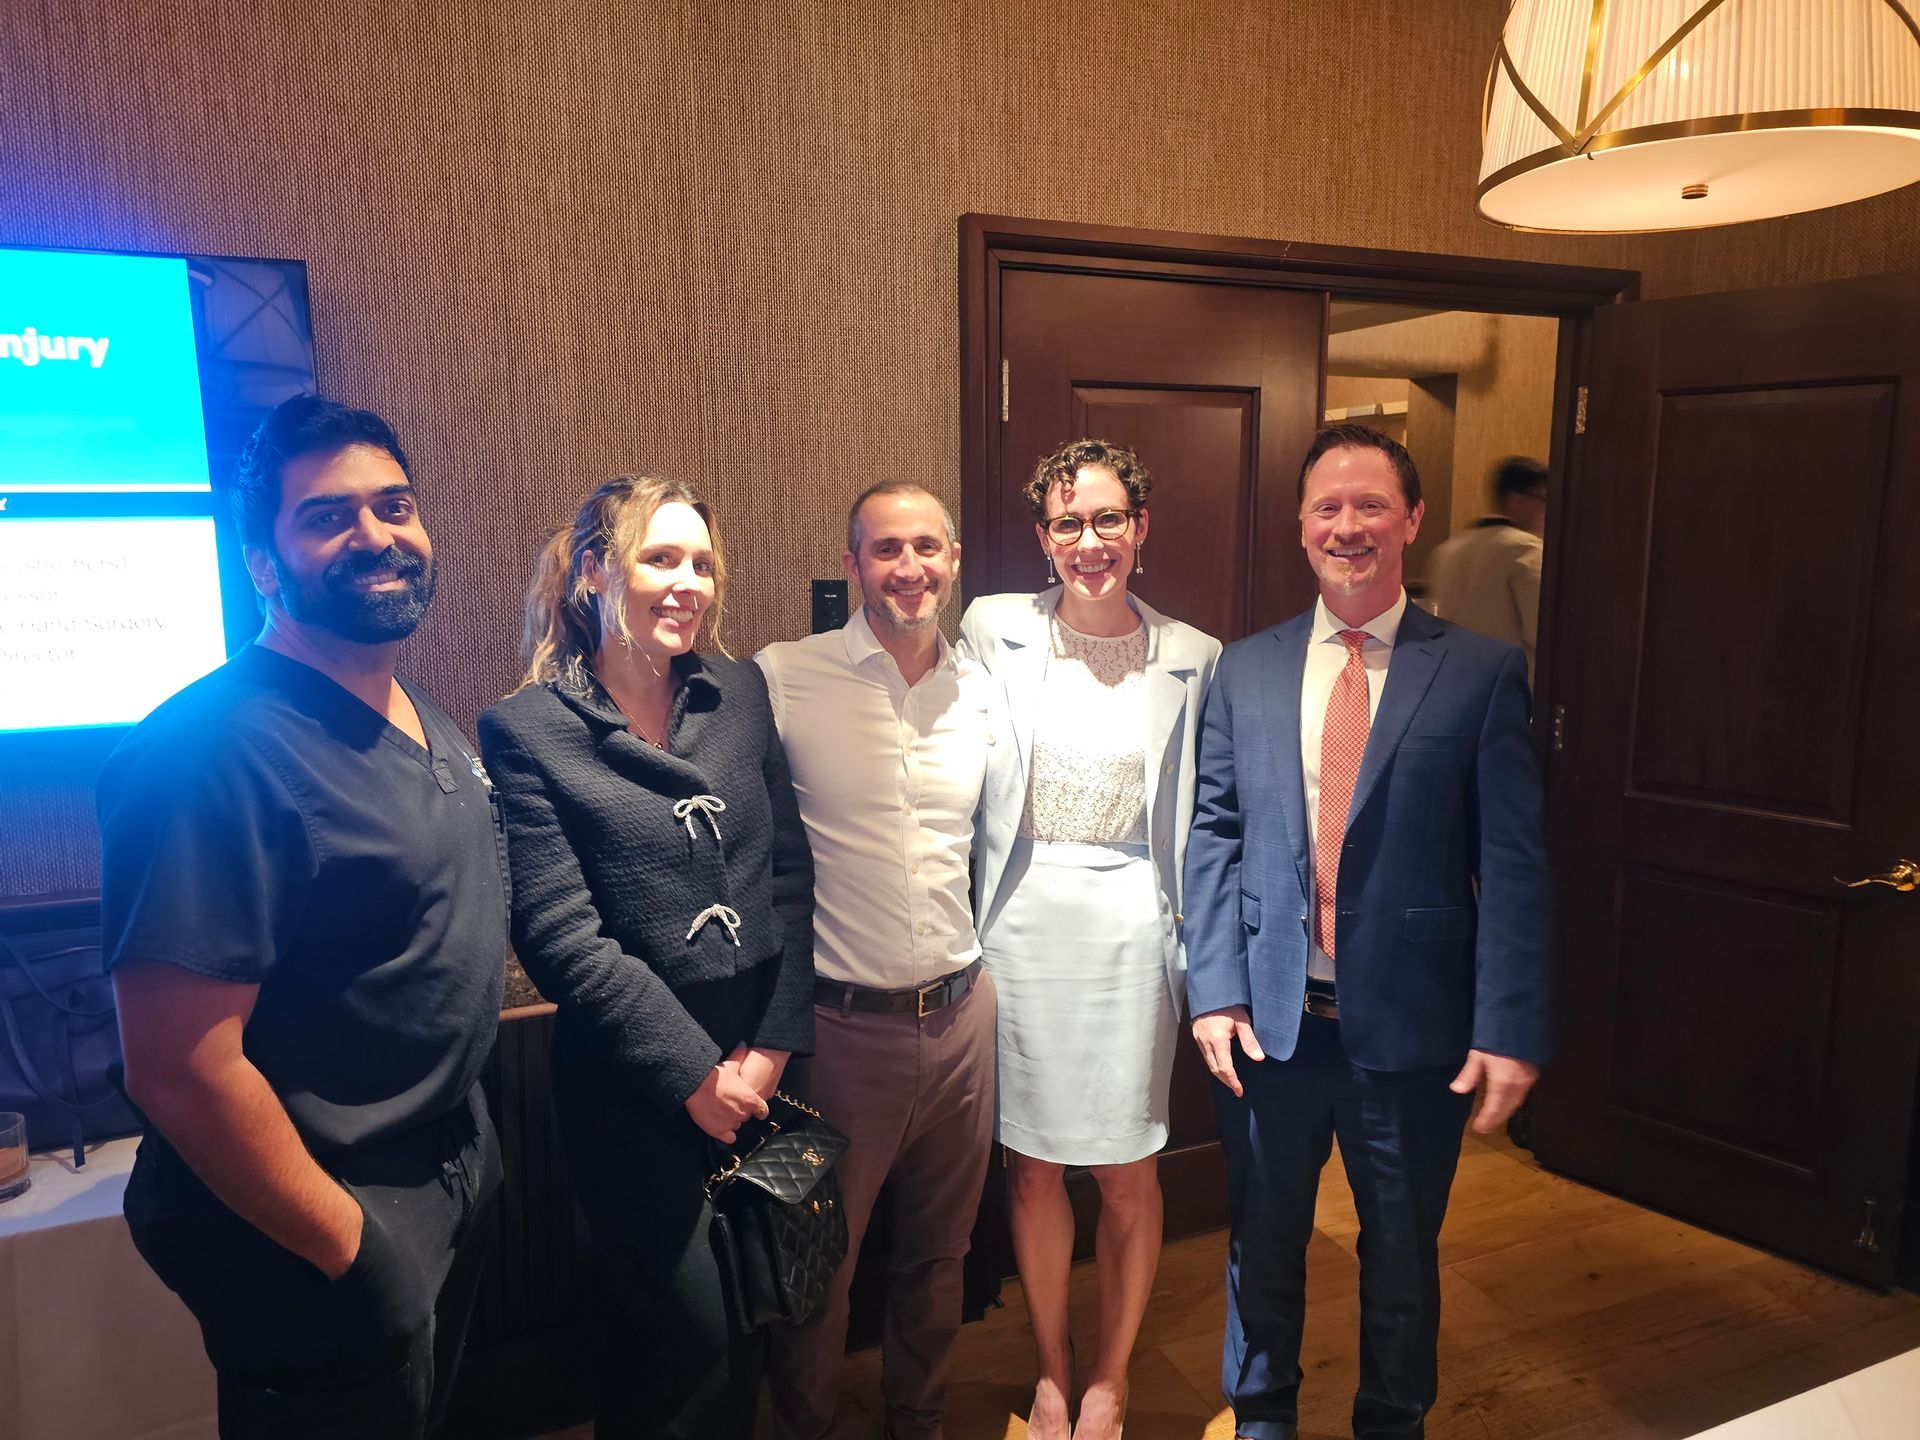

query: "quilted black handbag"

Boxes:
[706, 1090, 850, 1333]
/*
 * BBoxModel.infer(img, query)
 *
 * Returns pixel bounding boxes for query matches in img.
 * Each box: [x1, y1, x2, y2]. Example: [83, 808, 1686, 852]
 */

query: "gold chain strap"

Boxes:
[703, 1151, 744, 1198]
[772, 1090, 823, 1120]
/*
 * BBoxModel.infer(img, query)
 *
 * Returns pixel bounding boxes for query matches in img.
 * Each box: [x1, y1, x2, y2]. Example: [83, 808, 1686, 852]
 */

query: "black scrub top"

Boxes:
[98, 645, 508, 1153]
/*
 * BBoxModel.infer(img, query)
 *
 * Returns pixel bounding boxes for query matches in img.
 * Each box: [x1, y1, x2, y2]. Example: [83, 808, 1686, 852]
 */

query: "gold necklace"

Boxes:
[593, 659, 674, 751]
[620, 697, 671, 750]
[620, 692, 674, 752]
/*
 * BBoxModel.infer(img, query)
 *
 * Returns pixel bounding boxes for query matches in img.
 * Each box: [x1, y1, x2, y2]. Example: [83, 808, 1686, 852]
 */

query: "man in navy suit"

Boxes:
[1183, 424, 1551, 1439]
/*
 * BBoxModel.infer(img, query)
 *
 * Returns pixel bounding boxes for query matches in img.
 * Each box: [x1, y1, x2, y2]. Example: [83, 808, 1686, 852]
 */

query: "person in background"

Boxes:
[758, 481, 999, 1440]
[1184, 425, 1551, 1440]
[102, 394, 506, 1439]
[958, 438, 1219, 1440]
[477, 476, 813, 1440]
[1425, 456, 1547, 682]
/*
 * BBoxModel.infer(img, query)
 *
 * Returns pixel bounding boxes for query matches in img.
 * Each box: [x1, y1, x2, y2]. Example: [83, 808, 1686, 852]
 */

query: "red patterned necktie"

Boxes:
[1316, 629, 1372, 959]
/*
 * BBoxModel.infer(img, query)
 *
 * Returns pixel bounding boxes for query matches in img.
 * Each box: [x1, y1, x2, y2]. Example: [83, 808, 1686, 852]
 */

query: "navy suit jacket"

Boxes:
[1182, 601, 1552, 1071]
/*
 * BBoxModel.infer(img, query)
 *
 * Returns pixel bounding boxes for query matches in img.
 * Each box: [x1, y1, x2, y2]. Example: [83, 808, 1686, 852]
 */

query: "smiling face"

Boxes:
[843, 489, 959, 636]
[1038, 464, 1147, 605]
[1299, 445, 1424, 615]
[251, 442, 436, 643]
[600, 500, 716, 665]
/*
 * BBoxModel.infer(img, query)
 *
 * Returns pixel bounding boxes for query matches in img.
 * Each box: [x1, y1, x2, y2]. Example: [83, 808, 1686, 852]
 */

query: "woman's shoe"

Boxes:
[1027, 1374, 1072, 1440]
[1072, 1379, 1127, 1440]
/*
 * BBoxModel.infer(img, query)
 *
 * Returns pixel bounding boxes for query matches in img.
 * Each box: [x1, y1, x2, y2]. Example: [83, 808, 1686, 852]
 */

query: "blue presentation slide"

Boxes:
[0, 249, 213, 490]
[0, 247, 228, 731]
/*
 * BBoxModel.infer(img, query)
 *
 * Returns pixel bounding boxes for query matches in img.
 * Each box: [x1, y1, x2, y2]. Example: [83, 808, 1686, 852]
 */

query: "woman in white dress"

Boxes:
[960, 439, 1220, 1440]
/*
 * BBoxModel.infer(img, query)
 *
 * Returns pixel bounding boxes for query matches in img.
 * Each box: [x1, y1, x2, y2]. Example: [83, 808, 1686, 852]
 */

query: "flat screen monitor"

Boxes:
[0, 244, 316, 733]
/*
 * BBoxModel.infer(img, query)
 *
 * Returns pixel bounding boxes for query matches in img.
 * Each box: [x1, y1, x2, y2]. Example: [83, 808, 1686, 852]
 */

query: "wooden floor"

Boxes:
[787, 1131, 1920, 1440]
[547, 1130, 1920, 1439]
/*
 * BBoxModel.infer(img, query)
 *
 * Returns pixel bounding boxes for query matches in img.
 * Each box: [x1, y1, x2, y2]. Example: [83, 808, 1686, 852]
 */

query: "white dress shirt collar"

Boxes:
[844, 603, 956, 675]
[1310, 588, 1409, 650]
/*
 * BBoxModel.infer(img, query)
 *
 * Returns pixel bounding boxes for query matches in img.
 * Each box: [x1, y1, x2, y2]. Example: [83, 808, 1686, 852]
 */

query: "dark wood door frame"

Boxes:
[960, 214, 1637, 746]
[964, 220, 1634, 497]
[958, 214, 1638, 1256]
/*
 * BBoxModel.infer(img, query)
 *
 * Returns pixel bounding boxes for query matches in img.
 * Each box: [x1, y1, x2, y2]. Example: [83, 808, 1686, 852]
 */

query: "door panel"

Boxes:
[989, 267, 1325, 635]
[1629, 383, 1892, 818]
[1533, 273, 1920, 1284]
[1612, 867, 1836, 1170]
[1070, 384, 1256, 643]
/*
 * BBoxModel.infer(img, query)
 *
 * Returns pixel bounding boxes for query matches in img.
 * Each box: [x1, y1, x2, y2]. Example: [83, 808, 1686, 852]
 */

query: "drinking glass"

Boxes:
[0, 1112, 29, 1202]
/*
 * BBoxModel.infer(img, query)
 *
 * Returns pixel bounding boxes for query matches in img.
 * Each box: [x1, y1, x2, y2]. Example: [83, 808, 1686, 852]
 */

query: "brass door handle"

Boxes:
[1835, 859, 1920, 892]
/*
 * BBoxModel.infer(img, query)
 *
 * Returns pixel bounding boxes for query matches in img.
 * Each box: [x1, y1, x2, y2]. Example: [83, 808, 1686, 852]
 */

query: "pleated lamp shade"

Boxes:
[1479, 0, 1920, 232]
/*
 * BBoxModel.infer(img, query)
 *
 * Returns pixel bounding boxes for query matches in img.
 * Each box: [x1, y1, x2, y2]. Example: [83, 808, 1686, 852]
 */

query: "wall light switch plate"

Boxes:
[810, 578, 849, 634]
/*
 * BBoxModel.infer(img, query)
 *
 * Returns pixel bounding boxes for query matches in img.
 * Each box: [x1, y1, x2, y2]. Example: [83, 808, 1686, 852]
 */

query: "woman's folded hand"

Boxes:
[686, 1061, 771, 1142]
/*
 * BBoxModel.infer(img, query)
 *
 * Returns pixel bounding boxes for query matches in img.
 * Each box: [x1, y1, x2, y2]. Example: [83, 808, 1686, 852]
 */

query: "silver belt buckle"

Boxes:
[1303, 989, 1339, 1020]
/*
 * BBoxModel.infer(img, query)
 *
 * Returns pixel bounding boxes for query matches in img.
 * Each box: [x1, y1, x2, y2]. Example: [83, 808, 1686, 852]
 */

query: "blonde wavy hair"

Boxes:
[518, 475, 729, 692]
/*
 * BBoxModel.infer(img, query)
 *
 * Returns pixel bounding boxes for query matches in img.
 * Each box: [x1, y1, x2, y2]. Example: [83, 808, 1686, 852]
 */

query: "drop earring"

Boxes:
[1046, 553, 1057, 583]
[1134, 543, 1145, 576]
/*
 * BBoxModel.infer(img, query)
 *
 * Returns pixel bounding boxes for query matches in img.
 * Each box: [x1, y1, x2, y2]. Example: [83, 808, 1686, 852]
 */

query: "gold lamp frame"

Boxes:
[1478, 0, 1920, 231]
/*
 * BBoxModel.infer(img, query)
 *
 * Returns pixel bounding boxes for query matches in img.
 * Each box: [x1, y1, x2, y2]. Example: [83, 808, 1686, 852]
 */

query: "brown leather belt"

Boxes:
[1303, 982, 1340, 1020]
[814, 959, 983, 1018]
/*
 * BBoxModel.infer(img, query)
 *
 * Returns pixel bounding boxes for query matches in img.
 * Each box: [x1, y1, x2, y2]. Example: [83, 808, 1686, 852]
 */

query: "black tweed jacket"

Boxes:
[477, 653, 815, 1112]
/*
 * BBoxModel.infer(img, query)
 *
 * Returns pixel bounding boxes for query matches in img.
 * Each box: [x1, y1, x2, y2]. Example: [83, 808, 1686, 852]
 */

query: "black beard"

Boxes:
[274, 545, 437, 642]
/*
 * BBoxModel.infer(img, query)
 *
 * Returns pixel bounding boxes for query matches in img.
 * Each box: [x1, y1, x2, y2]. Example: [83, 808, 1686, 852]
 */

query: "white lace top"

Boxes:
[1018, 614, 1149, 844]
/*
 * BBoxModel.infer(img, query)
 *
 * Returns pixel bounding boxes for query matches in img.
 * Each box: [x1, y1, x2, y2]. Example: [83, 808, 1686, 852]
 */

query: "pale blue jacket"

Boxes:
[957, 588, 1222, 1014]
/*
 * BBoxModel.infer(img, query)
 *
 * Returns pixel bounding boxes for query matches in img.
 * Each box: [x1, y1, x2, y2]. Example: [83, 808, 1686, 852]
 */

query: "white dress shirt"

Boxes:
[1300, 588, 1407, 982]
[756, 607, 995, 989]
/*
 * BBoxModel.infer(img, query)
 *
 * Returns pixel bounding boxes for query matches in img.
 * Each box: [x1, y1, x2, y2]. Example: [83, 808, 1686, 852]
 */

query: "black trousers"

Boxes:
[550, 973, 769, 1440]
[1213, 1016, 1473, 1440]
[123, 1085, 502, 1440]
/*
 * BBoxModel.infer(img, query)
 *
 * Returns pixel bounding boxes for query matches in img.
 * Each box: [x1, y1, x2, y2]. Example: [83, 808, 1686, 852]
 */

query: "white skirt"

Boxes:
[981, 840, 1178, 1166]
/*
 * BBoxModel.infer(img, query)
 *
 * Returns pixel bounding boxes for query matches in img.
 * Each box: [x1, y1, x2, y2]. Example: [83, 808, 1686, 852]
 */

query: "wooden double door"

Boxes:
[963, 218, 1920, 1285]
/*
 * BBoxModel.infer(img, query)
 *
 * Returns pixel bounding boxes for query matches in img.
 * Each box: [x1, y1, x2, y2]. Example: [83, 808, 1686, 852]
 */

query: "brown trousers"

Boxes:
[768, 970, 997, 1440]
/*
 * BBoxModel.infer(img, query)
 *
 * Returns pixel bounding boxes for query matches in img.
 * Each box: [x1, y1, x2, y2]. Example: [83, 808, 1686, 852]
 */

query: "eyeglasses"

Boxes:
[1044, 509, 1139, 543]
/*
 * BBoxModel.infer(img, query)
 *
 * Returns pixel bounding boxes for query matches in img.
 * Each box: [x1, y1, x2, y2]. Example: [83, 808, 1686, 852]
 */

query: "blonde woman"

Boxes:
[477, 476, 814, 1439]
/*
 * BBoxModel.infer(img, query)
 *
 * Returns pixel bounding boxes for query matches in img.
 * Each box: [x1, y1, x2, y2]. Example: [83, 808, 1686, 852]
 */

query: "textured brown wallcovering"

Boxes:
[4, 0, 1919, 897]
[1329, 311, 1559, 538]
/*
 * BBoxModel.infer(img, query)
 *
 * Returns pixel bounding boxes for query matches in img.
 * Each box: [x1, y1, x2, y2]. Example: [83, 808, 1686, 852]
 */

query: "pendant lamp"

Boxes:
[1479, 0, 1920, 232]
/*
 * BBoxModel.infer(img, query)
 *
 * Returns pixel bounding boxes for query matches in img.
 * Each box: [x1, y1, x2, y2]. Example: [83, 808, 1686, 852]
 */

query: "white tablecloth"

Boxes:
[1686, 1345, 1920, 1440]
[0, 1136, 216, 1440]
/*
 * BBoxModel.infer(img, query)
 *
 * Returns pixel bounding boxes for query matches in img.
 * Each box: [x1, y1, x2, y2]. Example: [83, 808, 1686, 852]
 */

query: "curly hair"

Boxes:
[1022, 438, 1153, 520]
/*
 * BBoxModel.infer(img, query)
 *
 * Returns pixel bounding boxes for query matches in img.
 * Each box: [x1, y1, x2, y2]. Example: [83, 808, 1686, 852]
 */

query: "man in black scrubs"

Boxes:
[99, 394, 508, 1439]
